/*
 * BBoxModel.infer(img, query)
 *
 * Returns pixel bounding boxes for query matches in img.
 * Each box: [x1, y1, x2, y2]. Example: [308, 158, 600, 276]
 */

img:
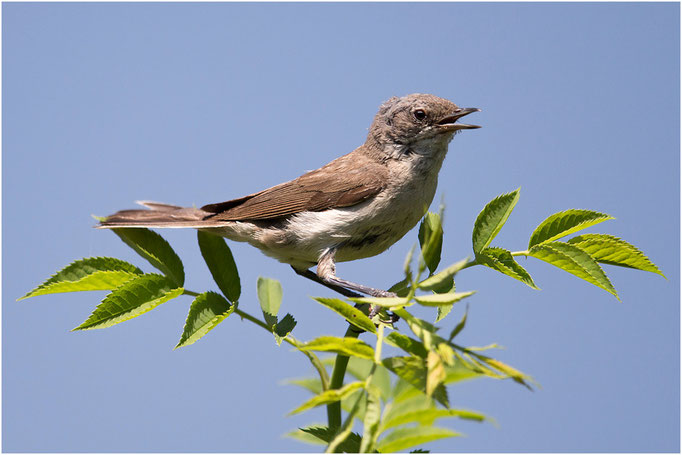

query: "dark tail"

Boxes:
[97, 201, 212, 229]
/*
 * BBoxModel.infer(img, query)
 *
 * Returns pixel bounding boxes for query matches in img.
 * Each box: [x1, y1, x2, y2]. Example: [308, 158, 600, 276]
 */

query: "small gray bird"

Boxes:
[99, 93, 480, 300]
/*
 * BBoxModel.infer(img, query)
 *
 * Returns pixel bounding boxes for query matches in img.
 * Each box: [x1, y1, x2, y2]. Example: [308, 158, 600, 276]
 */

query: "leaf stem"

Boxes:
[327, 324, 361, 431]
[181, 288, 329, 388]
[460, 258, 479, 270]
[459, 250, 529, 271]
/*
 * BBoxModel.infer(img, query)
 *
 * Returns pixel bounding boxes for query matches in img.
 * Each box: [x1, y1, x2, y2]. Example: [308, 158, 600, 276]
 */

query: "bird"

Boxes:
[98, 93, 480, 303]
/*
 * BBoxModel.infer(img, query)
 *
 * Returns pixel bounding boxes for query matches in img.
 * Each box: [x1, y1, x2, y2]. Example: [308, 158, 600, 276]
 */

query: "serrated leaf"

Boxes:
[298, 336, 375, 360]
[388, 389, 434, 415]
[383, 407, 487, 430]
[73, 274, 183, 330]
[112, 228, 184, 287]
[567, 234, 665, 277]
[426, 351, 446, 397]
[20, 257, 143, 300]
[197, 231, 241, 302]
[443, 362, 483, 384]
[258, 277, 283, 328]
[296, 426, 362, 453]
[289, 381, 365, 415]
[472, 188, 520, 254]
[418, 212, 444, 274]
[382, 356, 449, 408]
[435, 304, 453, 323]
[286, 427, 328, 446]
[475, 354, 534, 389]
[392, 310, 439, 342]
[370, 364, 392, 403]
[340, 387, 368, 423]
[274, 313, 297, 346]
[377, 426, 461, 453]
[312, 297, 376, 334]
[348, 296, 410, 308]
[528, 209, 614, 248]
[477, 247, 538, 289]
[360, 386, 382, 453]
[175, 291, 234, 349]
[529, 241, 618, 298]
[386, 332, 428, 358]
[414, 291, 476, 306]
[448, 306, 469, 341]
[418, 257, 469, 291]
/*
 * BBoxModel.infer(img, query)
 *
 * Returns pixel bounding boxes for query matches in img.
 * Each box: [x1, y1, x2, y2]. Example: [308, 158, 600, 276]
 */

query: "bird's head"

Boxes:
[368, 93, 480, 148]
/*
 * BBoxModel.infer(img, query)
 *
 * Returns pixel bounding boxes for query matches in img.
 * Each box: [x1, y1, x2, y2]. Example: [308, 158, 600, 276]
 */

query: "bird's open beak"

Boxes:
[437, 107, 481, 130]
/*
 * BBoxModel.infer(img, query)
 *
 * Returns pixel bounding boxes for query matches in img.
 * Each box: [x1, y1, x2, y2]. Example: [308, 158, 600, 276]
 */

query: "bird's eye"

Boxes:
[413, 109, 427, 121]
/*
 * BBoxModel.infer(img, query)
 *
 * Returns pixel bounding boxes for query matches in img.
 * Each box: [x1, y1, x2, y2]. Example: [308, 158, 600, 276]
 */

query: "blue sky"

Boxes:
[3, 2, 679, 452]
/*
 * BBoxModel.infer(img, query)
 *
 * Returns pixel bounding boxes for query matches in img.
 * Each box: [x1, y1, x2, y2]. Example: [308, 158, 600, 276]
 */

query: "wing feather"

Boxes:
[202, 152, 387, 221]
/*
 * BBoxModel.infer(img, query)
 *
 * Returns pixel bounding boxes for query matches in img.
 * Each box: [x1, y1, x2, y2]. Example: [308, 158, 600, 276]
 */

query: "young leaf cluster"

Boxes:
[20, 189, 662, 453]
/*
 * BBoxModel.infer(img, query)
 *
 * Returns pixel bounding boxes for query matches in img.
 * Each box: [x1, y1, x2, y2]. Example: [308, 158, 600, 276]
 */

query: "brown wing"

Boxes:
[201, 151, 387, 221]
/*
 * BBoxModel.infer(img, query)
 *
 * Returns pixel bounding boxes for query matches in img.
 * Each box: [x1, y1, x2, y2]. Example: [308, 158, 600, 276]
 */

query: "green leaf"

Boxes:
[418, 212, 444, 275]
[286, 378, 323, 395]
[360, 386, 382, 453]
[312, 297, 376, 334]
[567, 234, 665, 277]
[348, 296, 410, 308]
[20, 257, 143, 300]
[414, 291, 476, 307]
[274, 313, 297, 346]
[529, 241, 618, 298]
[386, 332, 428, 358]
[426, 351, 446, 398]
[383, 408, 487, 430]
[435, 303, 453, 323]
[289, 381, 365, 415]
[404, 243, 417, 279]
[477, 247, 538, 289]
[418, 257, 469, 291]
[340, 387, 368, 423]
[377, 426, 461, 453]
[112, 228, 185, 287]
[197, 231, 241, 302]
[382, 356, 449, 408]
[392, 310, 439, 346]
[444, 363, 483, 384]
[286, 427, 329, 447]
[448, 306, 469, 341]
[295, 426, 362, 452]
[388, 277, 412, 297]
[298, 336, 375, 360]
[528, 209, 614, 248]
[175, 291, 234, 349]
[257, 277, 283, 328]
[73, 274, 183, 330]
[474, 353, 534, 389]
[472, 188, 520, 254]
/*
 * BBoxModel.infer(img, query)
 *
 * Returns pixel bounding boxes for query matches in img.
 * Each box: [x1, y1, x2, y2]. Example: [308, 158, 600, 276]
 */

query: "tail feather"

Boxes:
[97, 202, 213, 229]
[135, 200, 185, 211]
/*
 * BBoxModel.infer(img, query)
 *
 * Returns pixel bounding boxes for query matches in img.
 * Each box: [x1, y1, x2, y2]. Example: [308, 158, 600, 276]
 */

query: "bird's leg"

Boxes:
[316, 248, 398, 299]
[291, 265, 369, 333]
[316, 249, 400, 323]
[291, 266, 363, 299]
